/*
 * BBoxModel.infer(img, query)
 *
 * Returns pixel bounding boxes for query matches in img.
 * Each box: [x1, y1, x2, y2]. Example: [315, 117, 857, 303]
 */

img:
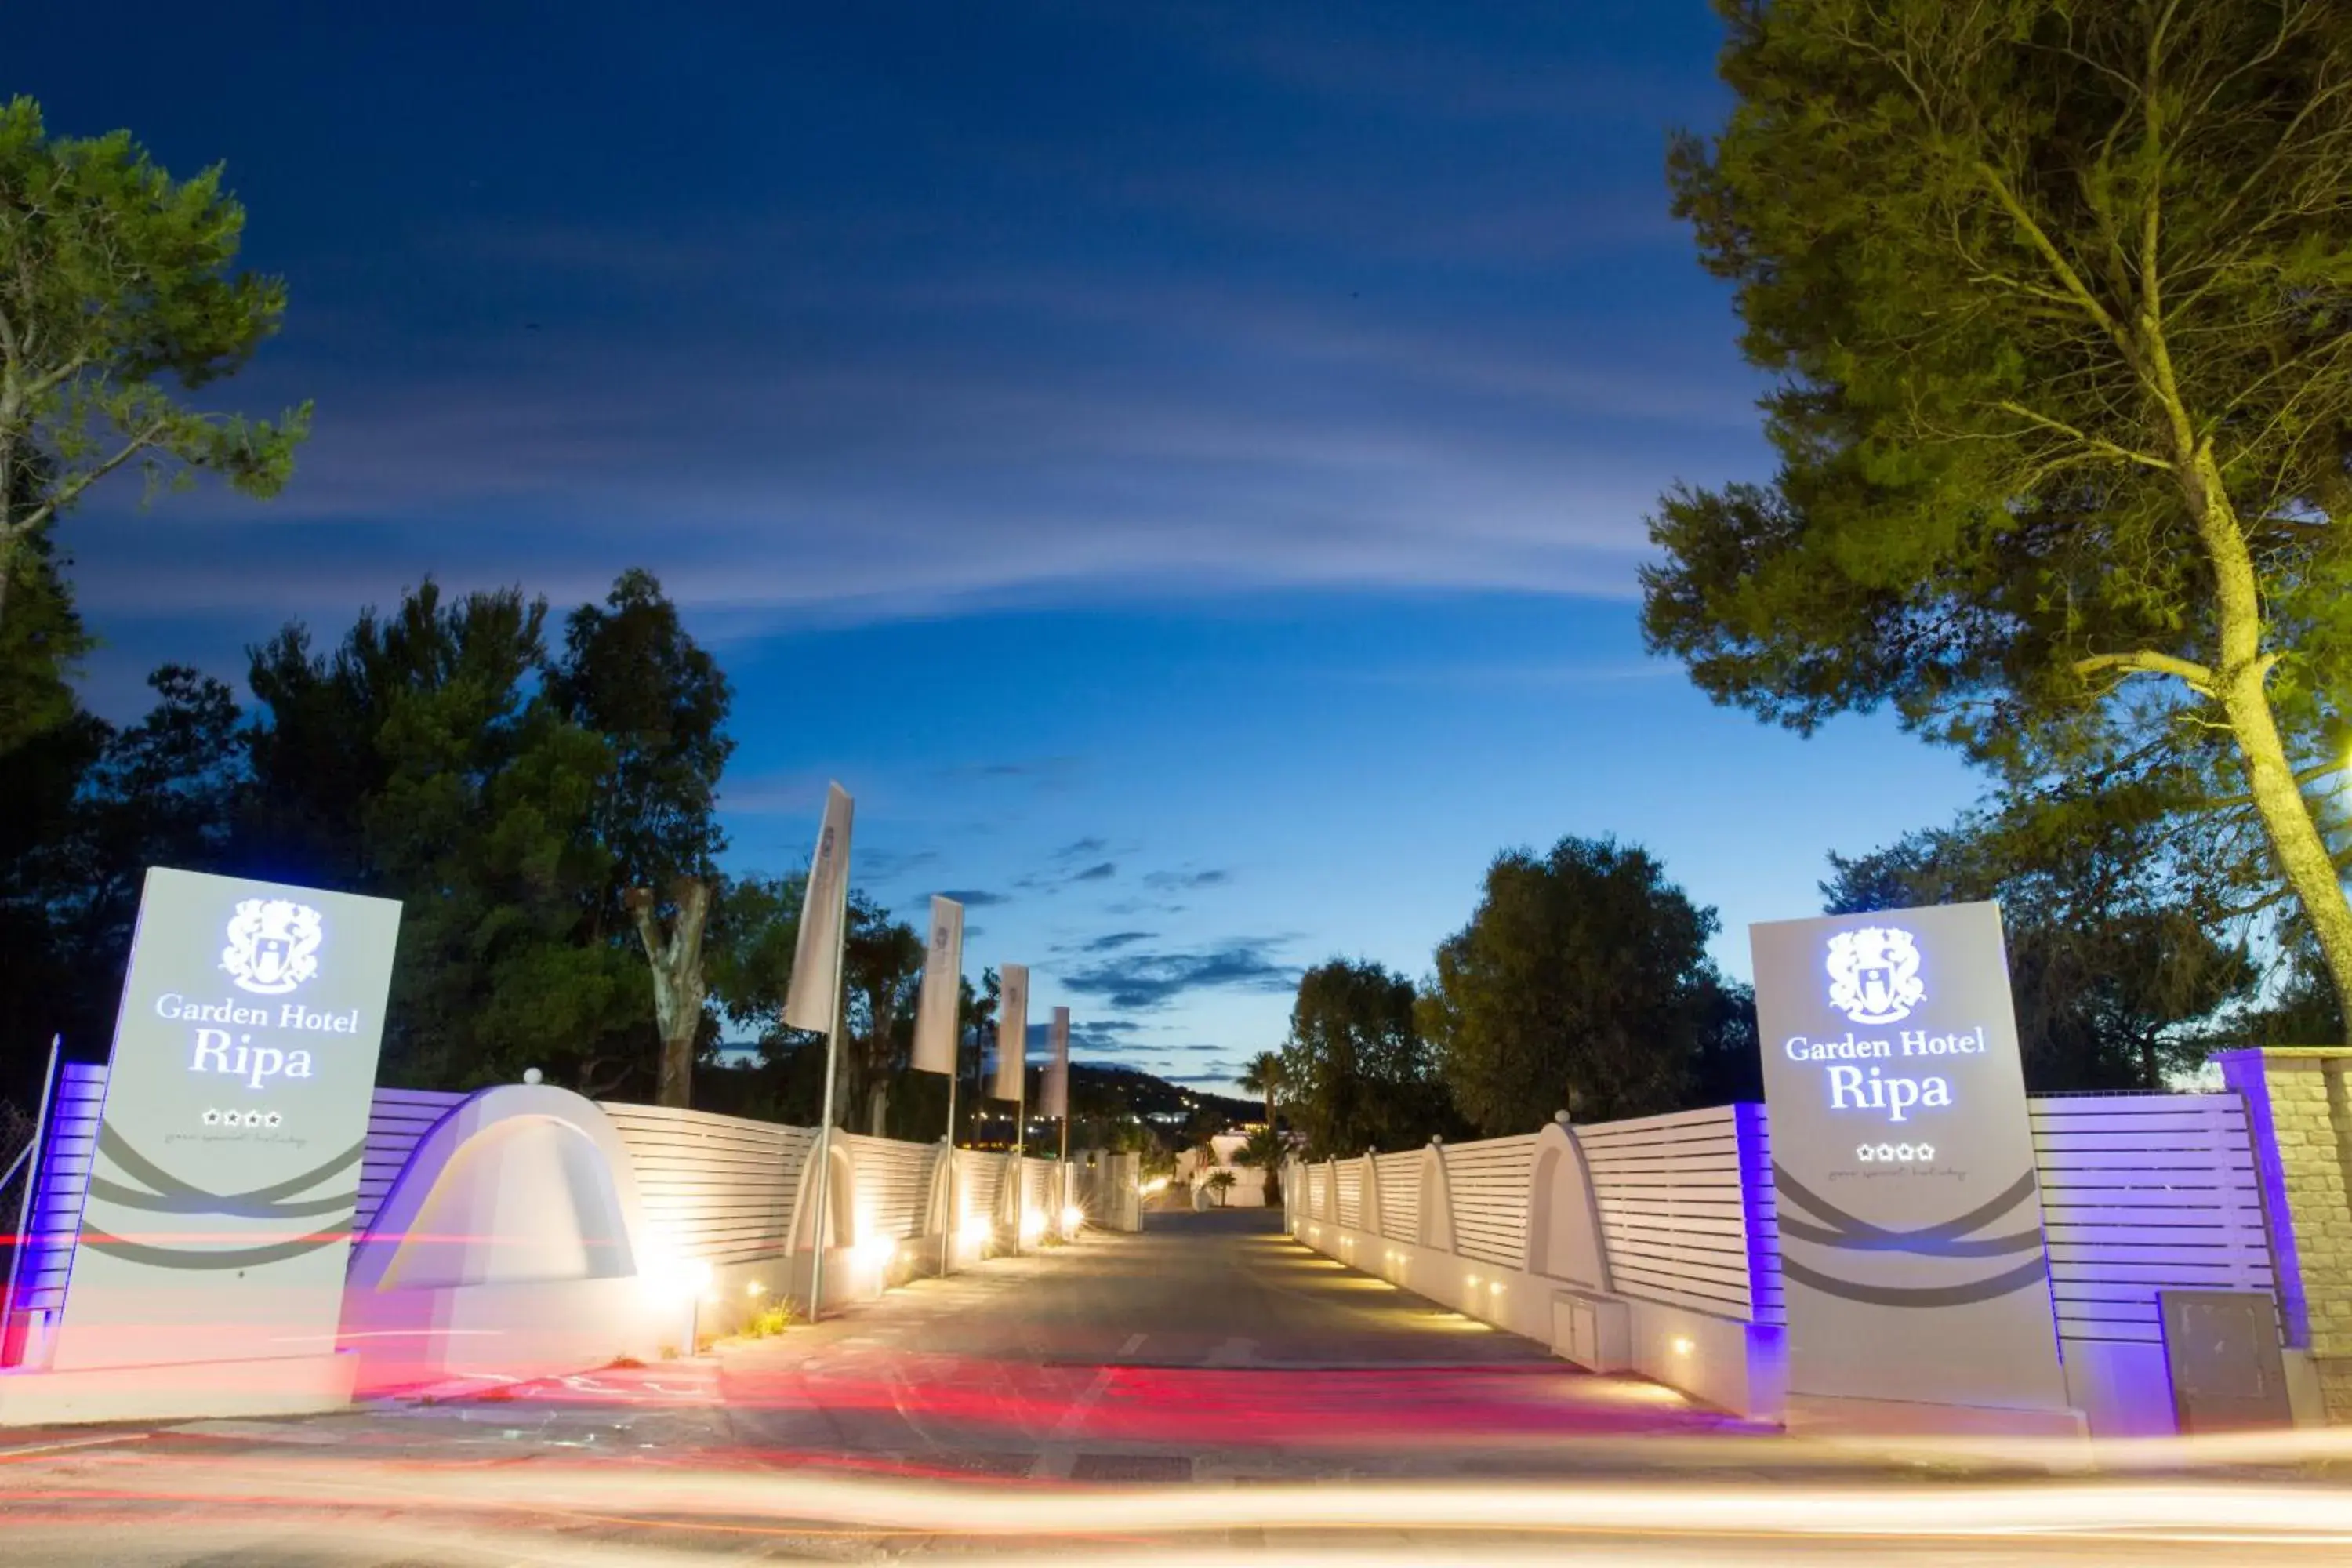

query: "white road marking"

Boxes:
[1049, 1366, 1117, 1439]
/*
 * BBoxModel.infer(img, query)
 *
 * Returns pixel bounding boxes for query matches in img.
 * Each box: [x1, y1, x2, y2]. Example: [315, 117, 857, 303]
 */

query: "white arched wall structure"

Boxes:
[995, 1149, 1022, 1234]
[340, 1084, 666, 1392]
[923, 1138, 957, 1256]
[1416, 1142, 1455, 1255]
[1525, 1120, 1610, 1291]
[787, 1134, 857, 1254]
[777, 1131, 863, 1313]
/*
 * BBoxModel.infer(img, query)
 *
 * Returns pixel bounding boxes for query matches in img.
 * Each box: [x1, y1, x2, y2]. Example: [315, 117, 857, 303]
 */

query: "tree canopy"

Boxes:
[1823, 793, 2256, 1089]
[1421, 836, 1733, 1133]
[1279, 957, 1452, 1158]
[1642, 1, 2352, 1033]
[0, 571, 754, 1109]
[0, 97, 307, 749]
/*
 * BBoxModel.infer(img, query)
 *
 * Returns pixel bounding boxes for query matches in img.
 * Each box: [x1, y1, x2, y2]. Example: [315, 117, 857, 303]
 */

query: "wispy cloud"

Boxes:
[1143, 868, 1232, 892]
[940, 887, 1009, 909]
[1064, 939, 1301, 1011]
[1083, 930, 1156, 953]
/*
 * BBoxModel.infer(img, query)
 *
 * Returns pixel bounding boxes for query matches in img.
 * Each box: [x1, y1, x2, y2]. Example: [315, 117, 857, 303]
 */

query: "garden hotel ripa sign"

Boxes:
[1751, 902, 2078, 1431]
[51, 868, 401, 1372]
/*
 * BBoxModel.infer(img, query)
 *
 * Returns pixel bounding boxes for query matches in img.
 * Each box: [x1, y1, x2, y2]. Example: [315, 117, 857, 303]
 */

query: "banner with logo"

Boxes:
[53, 868, 402, 1371]
[782, 782, 854, 1033]
[1040, 1006, 1070, 1119]
[993, 964, 1029, 1102]
[910, 896, 964, 1076]
[1750, 902, 2069, 1417]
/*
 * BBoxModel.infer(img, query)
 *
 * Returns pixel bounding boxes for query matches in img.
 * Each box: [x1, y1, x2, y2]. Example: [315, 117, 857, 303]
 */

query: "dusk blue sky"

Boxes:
[16, 3, 1980, 1087]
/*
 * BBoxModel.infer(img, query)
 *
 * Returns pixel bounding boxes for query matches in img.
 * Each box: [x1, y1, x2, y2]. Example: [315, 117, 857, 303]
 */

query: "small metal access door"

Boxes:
[2159, 1289, 2294, 1432]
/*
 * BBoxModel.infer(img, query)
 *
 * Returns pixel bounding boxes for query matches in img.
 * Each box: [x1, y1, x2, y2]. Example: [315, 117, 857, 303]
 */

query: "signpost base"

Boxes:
[1784, 1391, 2087, 1439]
[0, 1350, 356, 1428]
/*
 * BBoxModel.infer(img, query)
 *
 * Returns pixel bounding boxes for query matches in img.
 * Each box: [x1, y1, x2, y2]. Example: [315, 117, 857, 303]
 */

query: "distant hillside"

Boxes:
[1070, 1061, 1258, 1130]
[693, 1045, 1261, 1146]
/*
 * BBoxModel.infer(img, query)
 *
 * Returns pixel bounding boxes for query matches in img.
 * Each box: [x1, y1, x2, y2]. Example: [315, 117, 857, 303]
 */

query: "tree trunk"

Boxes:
[626, 878, 713, 1108]
[2187, 452, 2352, 1041]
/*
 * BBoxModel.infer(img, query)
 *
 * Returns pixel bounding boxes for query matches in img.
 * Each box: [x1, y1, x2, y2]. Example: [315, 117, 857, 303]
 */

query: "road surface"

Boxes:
[3, 1207, 2352, 1563]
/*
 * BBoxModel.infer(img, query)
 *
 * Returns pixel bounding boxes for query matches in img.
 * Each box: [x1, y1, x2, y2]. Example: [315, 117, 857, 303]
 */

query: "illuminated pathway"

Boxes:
[7, 1210, 2352, 1562]
[705, 1207, 1761, 1483]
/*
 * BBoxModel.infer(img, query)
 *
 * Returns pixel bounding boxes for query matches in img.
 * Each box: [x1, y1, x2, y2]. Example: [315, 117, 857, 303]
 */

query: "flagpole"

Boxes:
[1011, 1032, 1027, 1256]
[804, 895, 848, 1323]
[939, 1054, 959, 1277]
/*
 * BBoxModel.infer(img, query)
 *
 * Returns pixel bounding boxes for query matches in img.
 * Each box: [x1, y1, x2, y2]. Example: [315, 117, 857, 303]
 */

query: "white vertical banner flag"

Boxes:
[1041, 1006, 1070, 1119]
[782, 783, 854, 1033]
[910, 896, 964, 1075]
[993, 964, 1029, 1101]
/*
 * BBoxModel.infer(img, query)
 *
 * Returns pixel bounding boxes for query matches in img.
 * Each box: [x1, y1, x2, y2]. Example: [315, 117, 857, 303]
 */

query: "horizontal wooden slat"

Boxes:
[1373, 1150, 1421, 1240]
[1581, 1105, 1759, 1319]
[1334, 1163, 1364, 1229]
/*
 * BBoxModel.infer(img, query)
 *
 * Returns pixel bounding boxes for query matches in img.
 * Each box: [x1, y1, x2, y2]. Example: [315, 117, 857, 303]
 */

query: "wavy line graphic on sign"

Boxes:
[76, 1122, 364, 1270]
[1771, 1161, 2050, 1308]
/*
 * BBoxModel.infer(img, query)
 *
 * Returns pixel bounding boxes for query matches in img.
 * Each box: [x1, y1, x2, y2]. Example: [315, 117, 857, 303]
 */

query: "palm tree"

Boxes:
[1205, 1170, 1237, 1208]
[1238, 1051, 1286, 1130]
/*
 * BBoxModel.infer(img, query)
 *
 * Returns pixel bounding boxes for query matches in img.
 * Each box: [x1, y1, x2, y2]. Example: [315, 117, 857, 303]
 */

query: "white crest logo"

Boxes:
[222, 899, 325, 996]
[1826, 926, 1926, 1025]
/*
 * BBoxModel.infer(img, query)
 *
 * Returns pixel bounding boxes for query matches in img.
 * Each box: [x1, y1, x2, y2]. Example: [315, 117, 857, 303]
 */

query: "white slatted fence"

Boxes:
[599, 1102, 813, 1265]
[844, 1132, 936, 1241]
[1443, 1134, 1539, 1270]
[1334, 1160, 1363, 1229]
[1374, 1149, 1421, 1240]
[1327, 1091, 2277, 1340]
[1578, 1105, 1762, 1320]
[1022, 1156, 1058, 1214]
[355, 1087, 466, 1235]
[956, 1147, 1004, 1226]
[2030, 1093, 2275, 1343]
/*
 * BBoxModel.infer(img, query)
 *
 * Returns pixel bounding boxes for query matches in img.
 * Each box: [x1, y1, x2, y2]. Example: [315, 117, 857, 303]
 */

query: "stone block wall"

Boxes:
[2216, 1048, 2352, 1421]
